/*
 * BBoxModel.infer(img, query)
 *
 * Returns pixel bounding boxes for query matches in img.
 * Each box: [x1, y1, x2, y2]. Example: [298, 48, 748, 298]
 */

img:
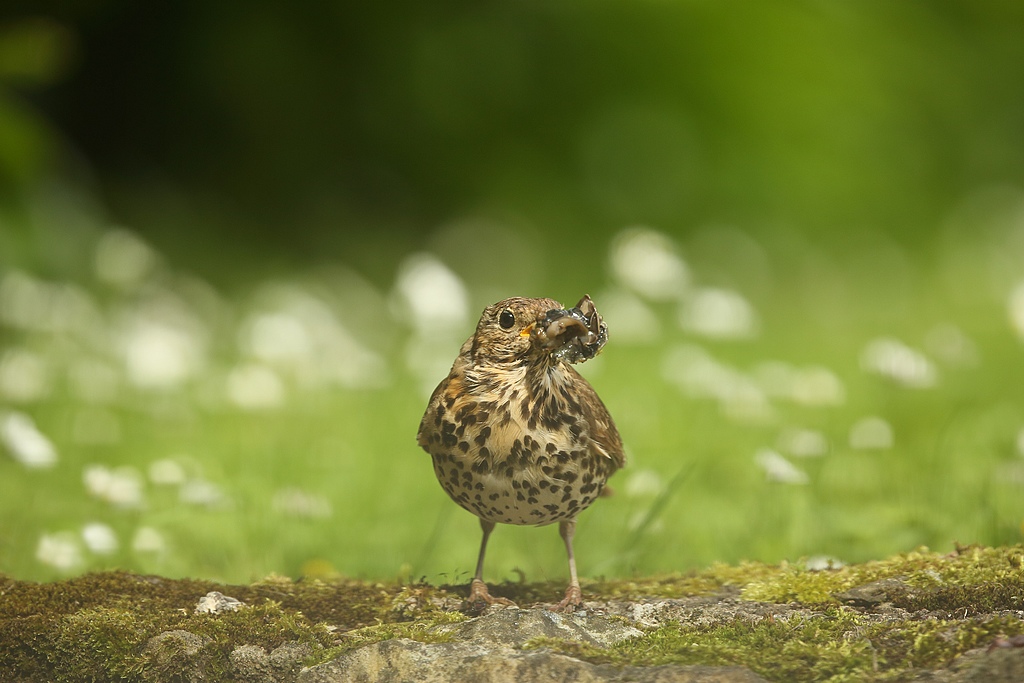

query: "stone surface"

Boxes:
[231, 642, 316, 683]
[144, 630, 215, 683]
[606, 592, 810, 630]
[436, 607, 644, 647]
[833, 578, 912, 606]
[299, 608, 764, 683]
[4, 555, 1022, 682]
[231, 645, 274, 683]
[955, 646, 1024, 683]
[195, 590, 245, 614]
[915, 646, 1024, 683]
[299, 637, 768, 683]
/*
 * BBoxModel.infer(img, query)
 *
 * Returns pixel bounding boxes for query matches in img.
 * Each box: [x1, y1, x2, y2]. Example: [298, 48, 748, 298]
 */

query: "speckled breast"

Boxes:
[423, 389, 609, 527]
[430, 441, 606, 526]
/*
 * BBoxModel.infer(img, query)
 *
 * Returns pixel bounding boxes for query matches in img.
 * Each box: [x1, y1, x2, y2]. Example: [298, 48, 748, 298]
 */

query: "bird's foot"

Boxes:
[463, 578, 516, 614]
[556, 582, 583, 613]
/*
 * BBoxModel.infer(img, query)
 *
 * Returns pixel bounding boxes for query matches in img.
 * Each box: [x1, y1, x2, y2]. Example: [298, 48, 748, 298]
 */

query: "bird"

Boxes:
[417, 294, 624, 612]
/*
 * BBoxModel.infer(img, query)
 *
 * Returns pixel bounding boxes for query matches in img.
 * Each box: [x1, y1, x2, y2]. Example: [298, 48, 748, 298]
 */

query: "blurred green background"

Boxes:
[1, 1, 1023, 585]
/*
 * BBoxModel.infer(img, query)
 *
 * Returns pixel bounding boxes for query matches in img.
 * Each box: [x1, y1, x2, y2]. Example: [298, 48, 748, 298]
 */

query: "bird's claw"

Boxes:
[463, 578, 516, 614]
[555, 583, 583, 613]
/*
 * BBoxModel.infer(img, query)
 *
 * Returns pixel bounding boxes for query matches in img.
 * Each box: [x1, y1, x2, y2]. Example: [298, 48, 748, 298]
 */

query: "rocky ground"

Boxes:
[1, 545, 1023, 682]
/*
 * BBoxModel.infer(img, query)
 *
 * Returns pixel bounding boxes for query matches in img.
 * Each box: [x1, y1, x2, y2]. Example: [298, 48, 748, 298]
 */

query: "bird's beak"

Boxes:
[531, 308, 591, 350]
[529, 295, 608, 364]
[520, 323, 536, 338]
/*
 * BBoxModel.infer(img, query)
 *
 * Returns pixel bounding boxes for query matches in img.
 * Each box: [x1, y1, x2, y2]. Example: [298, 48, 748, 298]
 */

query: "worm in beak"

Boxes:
[531, 295, 608, 364]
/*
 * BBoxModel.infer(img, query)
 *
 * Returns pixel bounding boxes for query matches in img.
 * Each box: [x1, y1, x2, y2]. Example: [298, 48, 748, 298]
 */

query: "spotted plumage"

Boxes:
[417, 295, 624, 611]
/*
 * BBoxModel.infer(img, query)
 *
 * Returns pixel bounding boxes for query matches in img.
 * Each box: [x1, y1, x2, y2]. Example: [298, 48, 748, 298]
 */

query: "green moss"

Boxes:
[530, 608, 872, 682]
[506, 546, 1023, 608]
[524, 545, 1024, 682]
[53, 607, 153, 680]
[533, 610, 1024, 683]
[323, 616, 464, 660]
[477, 559, 783, 605]
[2, 546, 1023, 682]
[473, 545, 1022, 609]
[881, 615, 1024, 670]
[0, 571, 461, 681]
[307, 584, 471, 665]
[739, 545, 1024, 610]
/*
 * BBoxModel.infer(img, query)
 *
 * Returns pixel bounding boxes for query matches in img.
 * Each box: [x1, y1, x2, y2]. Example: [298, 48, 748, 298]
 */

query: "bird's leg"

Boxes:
[556, 519, 583, 612]
[466, 519, 515, 610]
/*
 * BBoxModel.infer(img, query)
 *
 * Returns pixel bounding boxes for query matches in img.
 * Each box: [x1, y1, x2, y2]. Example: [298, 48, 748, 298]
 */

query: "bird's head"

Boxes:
[470, 295, 607, 365]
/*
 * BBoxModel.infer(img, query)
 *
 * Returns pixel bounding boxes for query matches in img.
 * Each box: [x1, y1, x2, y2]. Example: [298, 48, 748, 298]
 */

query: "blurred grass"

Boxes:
[0, 0, 1023, 585]
[1, 197, 1023, 585]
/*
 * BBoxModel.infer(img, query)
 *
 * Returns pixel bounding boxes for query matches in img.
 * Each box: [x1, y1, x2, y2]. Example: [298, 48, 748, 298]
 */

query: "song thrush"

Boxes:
[417, 295, 625, 611]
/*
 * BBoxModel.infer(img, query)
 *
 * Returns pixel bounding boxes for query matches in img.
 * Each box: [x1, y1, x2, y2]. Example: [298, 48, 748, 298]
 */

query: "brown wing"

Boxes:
[571, 368, 626, 473]
[416, 377, 447, 452]
[417, 337, 473, 452]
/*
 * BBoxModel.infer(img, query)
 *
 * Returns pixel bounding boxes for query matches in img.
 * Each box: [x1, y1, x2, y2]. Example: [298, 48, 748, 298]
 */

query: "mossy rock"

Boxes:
[1, 545, 1022, 682]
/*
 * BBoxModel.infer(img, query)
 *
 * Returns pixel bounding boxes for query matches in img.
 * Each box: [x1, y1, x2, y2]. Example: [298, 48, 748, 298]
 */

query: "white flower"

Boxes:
[717, 379, 773, 424]
[226, 364, 285, 410]
[789, 366, 846, 406]
[94, 228, 158, 288]
[149, 458, 187, 486]
[610, 228, 690, 300]
[924, 323, 978, 366]
[754, 449, 809, 485]
[122, 319, 203, 389]
[36, 532, 83, 571]
[246, 312, 312, 361]
[0, 270, 47, 329]
[861, 337, 937, 388]
[179, 479, 225, 507]
[0, 271, 102, 335]
[82, 523, 119, 555]
[849, 416, 894, 450]
[272, 488, 333, 519]
[753, 361, 798, 398]
[593, 289, 661, 344]
[754, 362, 845, 406]
[132, 526, 165, 554]
[83, 464, 145, 508]
[661, 344, 733, 398]
[391, 253, 469, 333]
[0, 349, 51, 402]
[680, 288, 758, 339]
[623, 469, 666, 498]
[805, 556, 844, 571]
[240, 286, 390, 390]
[661, 345, 773, 423]
[777, 428, 829, 458]
[1, 411, 58, 468]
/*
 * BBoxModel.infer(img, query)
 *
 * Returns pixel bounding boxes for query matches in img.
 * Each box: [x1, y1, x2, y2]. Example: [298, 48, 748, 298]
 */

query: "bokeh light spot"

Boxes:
[849, 416, 895, 450]
[754, 448, 809, 485]
[861, 337, 938, 388]
[609, 228, 690, 301]
[1, 411, 58, 468]
[679, 287, 758, 340]
[81, 522, 119, 555]
[94, 228, 158, 288]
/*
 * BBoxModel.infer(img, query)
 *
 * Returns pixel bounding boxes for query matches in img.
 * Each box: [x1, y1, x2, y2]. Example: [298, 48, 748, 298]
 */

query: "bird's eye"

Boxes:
[499, 310, 515, 329]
